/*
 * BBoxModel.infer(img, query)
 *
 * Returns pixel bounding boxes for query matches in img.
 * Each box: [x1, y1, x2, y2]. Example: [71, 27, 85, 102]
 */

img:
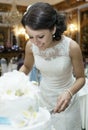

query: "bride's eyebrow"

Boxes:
[28, 34, 44, 38]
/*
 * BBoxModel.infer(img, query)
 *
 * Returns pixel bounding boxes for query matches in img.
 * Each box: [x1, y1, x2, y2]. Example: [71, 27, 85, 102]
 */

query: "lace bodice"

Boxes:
[32, 35, 74, 89]
[32, 35, 74, 84]
[32, 35, 70, 61]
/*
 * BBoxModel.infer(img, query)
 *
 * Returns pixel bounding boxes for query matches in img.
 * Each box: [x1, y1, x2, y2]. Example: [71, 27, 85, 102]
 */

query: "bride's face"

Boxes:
[25, 26, 55, 50]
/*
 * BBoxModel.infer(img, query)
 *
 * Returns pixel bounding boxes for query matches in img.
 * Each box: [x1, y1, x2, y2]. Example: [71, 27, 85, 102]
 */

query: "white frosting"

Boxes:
[0, 70, 39, 99]
[0, 71, 54, 130]
[0, 71, 39, 118]
[0, 108, 53, 130]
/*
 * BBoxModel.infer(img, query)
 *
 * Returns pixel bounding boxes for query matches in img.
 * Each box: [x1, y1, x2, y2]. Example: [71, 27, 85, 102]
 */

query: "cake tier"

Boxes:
[0, 96, 38, 118]
[0, 108, 53, 130]
[0, 70, 39, 118]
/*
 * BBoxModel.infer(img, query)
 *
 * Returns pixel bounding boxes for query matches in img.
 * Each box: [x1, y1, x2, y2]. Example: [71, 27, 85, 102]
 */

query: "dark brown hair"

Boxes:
[21, 2, 67, 41]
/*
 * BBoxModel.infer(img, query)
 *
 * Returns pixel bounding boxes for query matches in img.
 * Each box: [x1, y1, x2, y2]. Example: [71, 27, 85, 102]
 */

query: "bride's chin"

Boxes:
[39, 46, 46, 50]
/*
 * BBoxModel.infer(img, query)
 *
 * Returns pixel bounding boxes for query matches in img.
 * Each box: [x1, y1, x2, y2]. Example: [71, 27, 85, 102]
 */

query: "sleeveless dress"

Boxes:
[32, 35, 82, 130]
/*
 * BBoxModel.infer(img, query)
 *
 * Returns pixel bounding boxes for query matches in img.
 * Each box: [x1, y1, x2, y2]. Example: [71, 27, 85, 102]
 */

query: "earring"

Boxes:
[52, 34, 55, 38]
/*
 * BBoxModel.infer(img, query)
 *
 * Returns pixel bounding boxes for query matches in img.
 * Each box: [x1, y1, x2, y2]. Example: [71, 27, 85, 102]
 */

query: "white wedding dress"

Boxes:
[32, 35, 82, 130]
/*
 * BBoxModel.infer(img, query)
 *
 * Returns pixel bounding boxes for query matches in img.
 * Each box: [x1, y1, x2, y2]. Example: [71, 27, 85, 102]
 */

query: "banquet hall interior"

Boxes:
[0, 0, 88, 130]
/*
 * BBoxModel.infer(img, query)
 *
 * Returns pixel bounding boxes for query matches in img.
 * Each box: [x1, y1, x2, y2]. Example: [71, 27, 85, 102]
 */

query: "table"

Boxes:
[0, 50, 24, 62]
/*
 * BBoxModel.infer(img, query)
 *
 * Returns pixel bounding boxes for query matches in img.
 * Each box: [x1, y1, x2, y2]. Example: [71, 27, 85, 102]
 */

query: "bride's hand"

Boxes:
[53, 90, 72, 113]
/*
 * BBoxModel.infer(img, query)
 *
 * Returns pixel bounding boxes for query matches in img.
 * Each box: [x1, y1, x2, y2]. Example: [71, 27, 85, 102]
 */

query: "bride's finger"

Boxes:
[58, 100, 69, 112]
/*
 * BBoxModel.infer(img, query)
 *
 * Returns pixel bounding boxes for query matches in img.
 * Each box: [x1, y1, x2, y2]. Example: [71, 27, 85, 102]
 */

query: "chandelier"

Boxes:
[6, 0, 22, 26]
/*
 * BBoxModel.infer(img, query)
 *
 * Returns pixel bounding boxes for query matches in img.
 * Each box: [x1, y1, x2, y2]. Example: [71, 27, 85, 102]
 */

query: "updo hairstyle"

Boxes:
[21, 2, 67, 41]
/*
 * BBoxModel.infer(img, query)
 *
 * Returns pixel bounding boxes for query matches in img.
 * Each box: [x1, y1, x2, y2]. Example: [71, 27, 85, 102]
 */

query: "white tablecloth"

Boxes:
[78, 78, 88, 130]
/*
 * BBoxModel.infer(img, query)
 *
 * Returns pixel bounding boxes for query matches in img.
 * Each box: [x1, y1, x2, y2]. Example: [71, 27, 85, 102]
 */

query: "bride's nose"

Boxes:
[33, 38, 40, 45]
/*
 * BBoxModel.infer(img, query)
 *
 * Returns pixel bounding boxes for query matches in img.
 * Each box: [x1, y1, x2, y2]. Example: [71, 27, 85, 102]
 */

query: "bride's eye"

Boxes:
[39, 35, 44, 39]
[29, 36, 33, 39]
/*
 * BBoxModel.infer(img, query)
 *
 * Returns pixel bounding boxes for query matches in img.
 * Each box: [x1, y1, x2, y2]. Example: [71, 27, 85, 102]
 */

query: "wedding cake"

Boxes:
[0, 71, 54, 130]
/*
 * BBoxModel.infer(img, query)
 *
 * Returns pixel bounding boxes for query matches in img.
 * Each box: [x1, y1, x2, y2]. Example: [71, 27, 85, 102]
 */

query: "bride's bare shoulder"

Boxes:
[25, 41, 33, 53]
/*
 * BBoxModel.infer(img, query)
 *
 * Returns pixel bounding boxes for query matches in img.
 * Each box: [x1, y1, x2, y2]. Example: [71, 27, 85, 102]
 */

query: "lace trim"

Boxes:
[38, 47, 67, 60]
[32, 36, 70, 61]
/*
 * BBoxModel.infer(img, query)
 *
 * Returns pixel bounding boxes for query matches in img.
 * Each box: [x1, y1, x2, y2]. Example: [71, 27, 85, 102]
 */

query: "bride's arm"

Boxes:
[54, 40, 85, 113]
[19, 42, 34, 75]
[68, 40, 85, 95]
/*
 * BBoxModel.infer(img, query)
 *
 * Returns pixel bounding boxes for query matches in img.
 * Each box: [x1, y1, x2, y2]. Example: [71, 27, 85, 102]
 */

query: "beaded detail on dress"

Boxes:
[32, 35, 71, 61]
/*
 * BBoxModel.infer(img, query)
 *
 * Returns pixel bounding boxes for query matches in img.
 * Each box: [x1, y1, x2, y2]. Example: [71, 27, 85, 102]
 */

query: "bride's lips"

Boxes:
[38, 43, 44, 47]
